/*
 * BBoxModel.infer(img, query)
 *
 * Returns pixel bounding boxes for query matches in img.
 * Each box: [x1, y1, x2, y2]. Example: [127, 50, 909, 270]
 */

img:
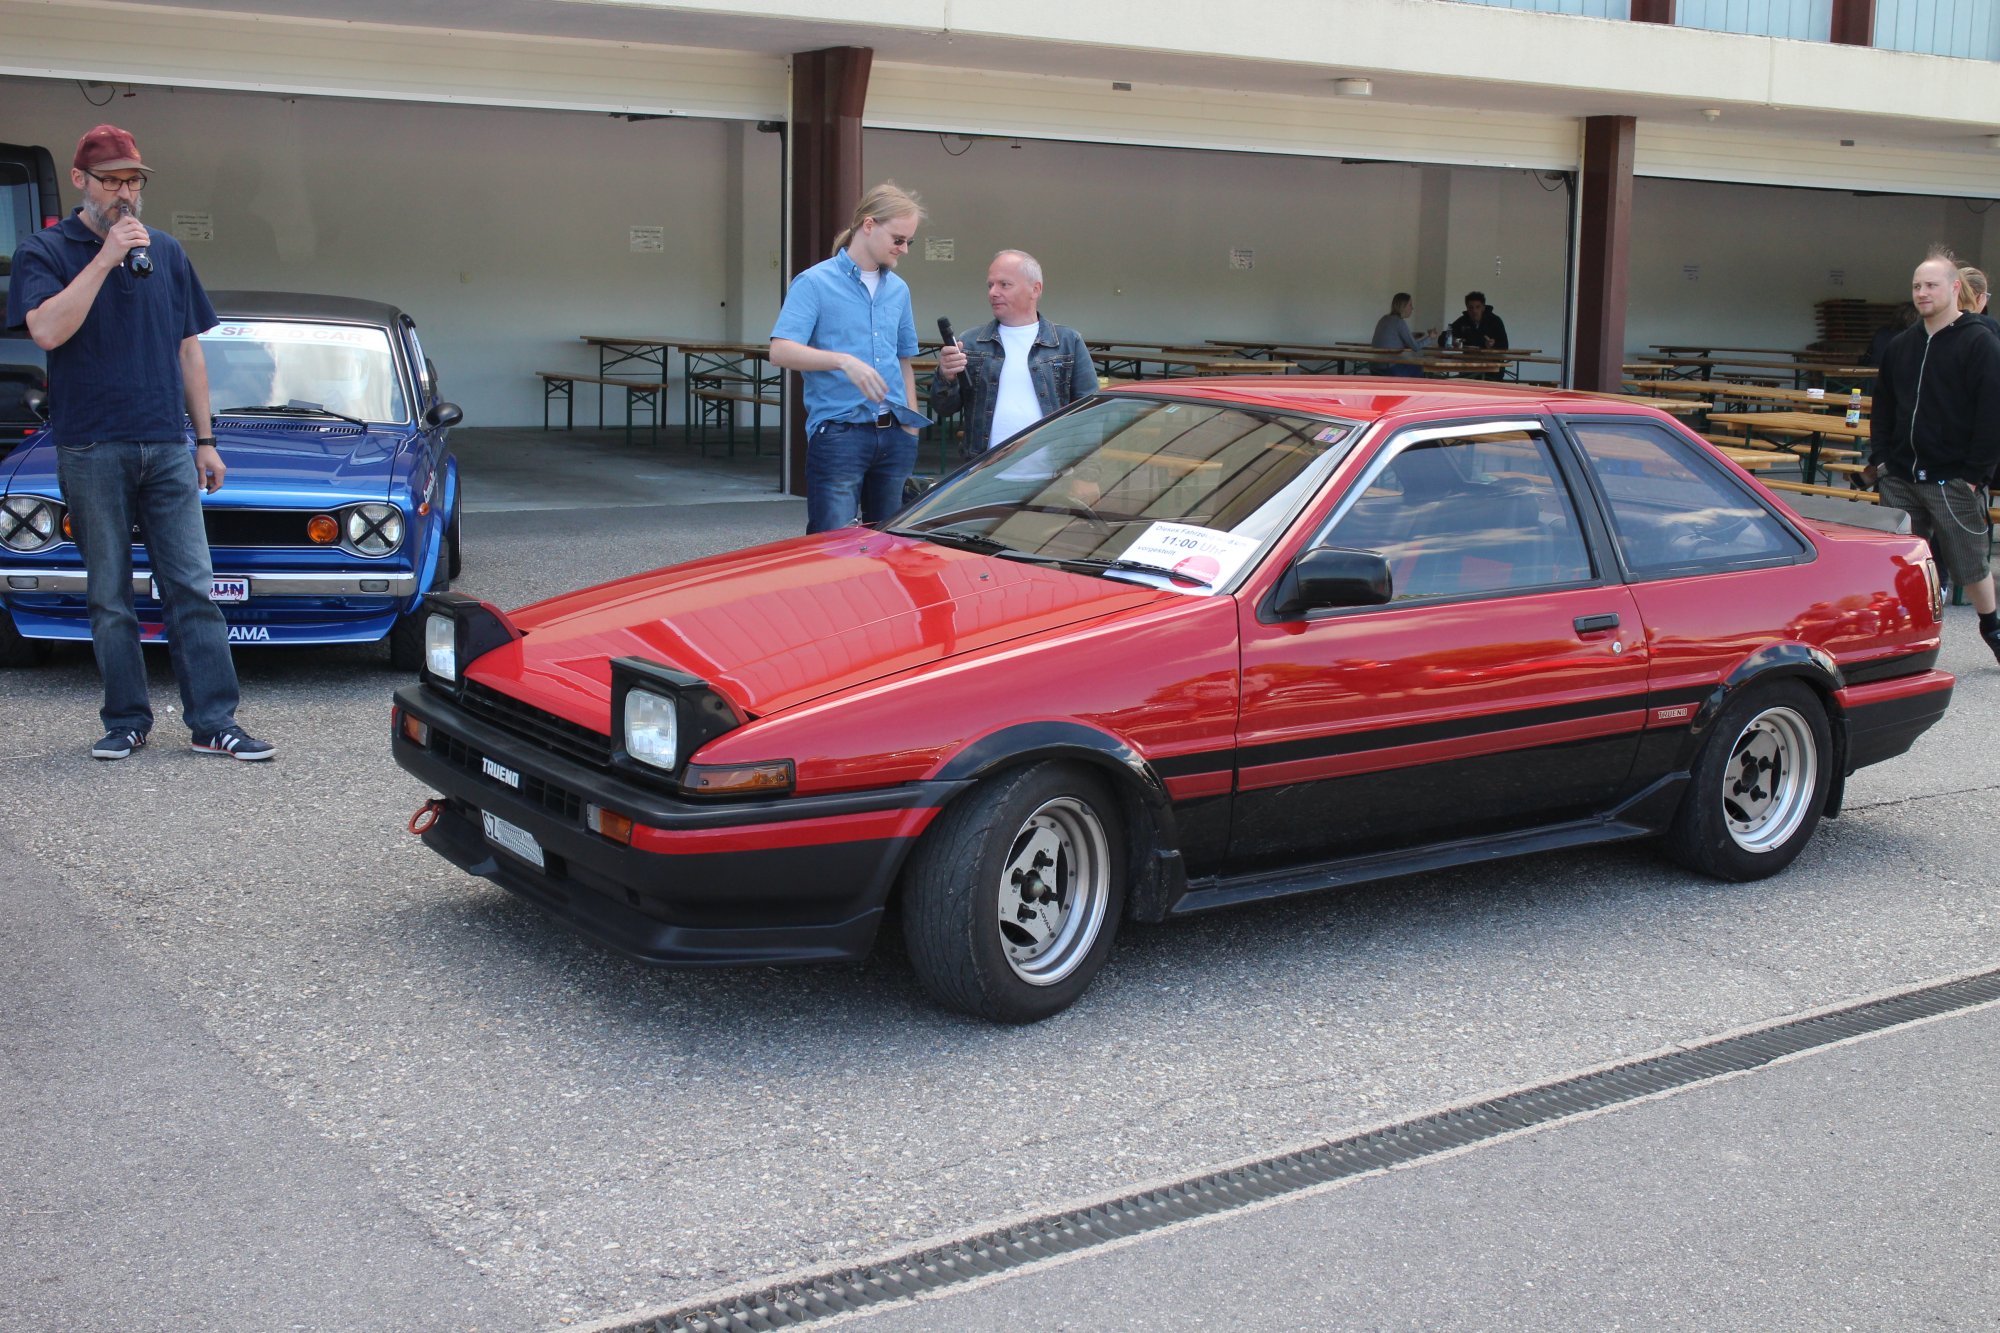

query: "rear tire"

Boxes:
[901, 763, 1124, 1023]
[1665, 679, 1830, 881]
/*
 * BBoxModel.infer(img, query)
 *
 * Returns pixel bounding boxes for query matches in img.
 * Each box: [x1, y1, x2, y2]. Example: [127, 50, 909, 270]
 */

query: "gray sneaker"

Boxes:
[91, 728, 147, 761]
[190, 725, 276, 762]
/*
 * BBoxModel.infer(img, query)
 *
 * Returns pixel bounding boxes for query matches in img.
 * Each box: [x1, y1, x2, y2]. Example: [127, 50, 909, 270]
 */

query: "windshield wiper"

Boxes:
[1061, 557, 1215, 589]
[217, 402, 368, 428]
[887, 524, 1011, 554]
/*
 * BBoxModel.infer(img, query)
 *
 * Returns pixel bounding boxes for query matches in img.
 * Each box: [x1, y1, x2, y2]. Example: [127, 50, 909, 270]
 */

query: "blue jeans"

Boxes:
[56, 440, 240, 736]
[806, 421, 918, 534]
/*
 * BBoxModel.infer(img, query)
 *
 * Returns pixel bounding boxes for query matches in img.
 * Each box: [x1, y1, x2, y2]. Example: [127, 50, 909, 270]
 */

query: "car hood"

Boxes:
[465, 529, 1175, 728]
[1, 423, 402, 506]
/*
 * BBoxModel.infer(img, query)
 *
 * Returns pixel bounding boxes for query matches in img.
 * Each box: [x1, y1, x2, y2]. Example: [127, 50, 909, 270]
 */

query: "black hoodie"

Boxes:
[1868, 312, 2000, 485]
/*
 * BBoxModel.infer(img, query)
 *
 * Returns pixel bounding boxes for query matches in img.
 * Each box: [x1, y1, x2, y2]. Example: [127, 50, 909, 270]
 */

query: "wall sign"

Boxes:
[629, 226, 665, 253]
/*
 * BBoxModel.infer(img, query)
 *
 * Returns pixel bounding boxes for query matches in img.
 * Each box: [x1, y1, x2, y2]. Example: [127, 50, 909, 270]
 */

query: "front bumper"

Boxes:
[3, 568, 418, 597]
[391, 683, 969, 967]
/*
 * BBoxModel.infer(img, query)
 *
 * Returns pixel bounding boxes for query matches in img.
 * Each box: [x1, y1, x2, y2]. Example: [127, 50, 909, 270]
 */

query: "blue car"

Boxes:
[0, 291, 463, 669]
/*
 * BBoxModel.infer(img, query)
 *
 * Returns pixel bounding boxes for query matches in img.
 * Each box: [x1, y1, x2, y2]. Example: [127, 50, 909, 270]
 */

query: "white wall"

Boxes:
[0, 77, 762, 427]
[861, 130, 1574, 368]
[1626, 176, 1967, 354]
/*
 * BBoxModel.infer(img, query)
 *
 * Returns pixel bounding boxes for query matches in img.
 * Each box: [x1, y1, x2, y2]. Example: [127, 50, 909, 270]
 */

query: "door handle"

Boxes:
[1573, 613, 1620, 634]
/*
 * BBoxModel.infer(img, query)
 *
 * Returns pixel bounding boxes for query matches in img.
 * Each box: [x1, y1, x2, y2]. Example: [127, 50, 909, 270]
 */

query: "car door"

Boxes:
[1230, 419, 1650, 869]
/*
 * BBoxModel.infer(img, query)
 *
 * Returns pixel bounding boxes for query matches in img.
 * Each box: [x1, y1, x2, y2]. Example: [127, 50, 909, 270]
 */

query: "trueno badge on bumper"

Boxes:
[481, 756, 522, 788]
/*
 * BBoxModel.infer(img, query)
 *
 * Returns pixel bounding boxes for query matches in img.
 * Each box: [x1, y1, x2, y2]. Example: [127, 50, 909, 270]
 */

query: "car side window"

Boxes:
[1324, 430, 1594, 601]
[1566, 419, 1803, 576]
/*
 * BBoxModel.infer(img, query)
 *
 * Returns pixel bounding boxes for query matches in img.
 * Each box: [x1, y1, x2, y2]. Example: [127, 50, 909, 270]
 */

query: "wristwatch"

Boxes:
[196, 436, 216, 448]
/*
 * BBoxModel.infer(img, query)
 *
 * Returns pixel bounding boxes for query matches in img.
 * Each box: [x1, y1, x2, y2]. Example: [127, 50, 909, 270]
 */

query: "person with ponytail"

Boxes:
[770, 182, 933, 532]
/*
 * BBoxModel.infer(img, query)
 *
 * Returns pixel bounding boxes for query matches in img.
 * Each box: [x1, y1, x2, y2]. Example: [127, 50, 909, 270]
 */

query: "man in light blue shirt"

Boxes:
[770, 182, 931, 533]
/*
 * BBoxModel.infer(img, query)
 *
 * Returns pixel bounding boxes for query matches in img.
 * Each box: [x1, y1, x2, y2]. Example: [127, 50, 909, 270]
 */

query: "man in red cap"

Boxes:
[4, 125, 274, 761]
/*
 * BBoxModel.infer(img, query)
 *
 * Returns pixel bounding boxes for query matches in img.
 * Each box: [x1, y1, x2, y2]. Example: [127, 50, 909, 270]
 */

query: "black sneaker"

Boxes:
[191, 725, 276, 762]
[91, 728, 147, 761]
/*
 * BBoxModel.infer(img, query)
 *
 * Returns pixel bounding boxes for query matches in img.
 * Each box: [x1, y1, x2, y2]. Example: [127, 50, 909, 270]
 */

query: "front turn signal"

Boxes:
[681, 760, 795, 797]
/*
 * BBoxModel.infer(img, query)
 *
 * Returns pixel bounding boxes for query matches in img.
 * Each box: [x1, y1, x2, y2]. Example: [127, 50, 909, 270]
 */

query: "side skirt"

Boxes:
[1170, 775, 1688, 917]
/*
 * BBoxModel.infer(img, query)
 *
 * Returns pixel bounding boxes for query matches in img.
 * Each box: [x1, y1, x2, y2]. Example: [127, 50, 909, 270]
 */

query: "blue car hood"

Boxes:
[2, 423, 402, 507]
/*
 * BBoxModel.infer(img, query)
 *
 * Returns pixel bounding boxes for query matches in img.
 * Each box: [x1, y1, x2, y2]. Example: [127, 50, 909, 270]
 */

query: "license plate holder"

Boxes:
[481, 810, 545, 869]
[149, 576, 251, 603]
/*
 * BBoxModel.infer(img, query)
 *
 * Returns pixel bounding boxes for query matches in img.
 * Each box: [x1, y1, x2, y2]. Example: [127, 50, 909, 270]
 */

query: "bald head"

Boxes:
[987, 250, 1044, 327]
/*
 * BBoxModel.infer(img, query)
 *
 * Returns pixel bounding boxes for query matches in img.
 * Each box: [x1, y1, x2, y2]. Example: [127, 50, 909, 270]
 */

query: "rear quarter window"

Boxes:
[1566, 418, 1805, 577]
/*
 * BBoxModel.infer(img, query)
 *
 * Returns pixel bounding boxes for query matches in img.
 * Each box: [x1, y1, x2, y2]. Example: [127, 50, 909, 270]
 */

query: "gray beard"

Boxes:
[82, 192, 141, 232]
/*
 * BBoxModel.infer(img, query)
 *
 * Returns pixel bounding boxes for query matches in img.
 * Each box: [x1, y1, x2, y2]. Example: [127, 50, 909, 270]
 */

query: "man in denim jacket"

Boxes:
[931, 251, 1098, 458]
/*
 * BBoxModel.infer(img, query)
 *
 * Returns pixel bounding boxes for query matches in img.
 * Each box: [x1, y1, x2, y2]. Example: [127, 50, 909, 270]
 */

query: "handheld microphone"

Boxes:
[937, 317, 957, 348]
[118, 203, 153, 279]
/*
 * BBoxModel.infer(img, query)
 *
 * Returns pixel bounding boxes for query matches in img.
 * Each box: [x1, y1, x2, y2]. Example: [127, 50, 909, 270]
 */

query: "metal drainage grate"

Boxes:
[611, 967, 2000, 1333]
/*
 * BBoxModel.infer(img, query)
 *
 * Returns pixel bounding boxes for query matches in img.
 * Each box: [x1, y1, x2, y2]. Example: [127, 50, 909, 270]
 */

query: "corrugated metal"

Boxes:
[1636, 122, 2000, 196]
[1676, 0, 1833, 40]
[0, 0, 785, 118]
[1875, 0, 2000, 59]
[867, 63, 1582, 169]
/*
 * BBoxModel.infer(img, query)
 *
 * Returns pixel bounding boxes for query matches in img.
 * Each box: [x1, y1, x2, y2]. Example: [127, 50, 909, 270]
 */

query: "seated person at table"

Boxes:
[1448, 291, 1509, 351]
[1369, 293, 1435, 377]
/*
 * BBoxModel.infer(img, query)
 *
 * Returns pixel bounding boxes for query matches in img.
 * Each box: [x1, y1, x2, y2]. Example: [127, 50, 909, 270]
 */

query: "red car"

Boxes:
[392, 381, 1952, 1022]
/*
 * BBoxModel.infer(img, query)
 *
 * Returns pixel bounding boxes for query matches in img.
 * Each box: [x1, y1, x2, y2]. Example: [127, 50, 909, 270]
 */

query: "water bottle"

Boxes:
[1844, 387, 1861, 428]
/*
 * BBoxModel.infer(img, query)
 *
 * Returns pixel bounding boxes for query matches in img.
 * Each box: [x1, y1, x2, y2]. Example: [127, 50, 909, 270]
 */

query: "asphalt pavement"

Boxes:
[4, 428, 1998, 1331]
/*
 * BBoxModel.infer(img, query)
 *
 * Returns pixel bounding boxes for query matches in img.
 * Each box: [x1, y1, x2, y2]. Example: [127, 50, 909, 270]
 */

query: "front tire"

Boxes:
[901, 763, 1125, 1023]
[1665, 679, 1831, 881]
[387, 559, 446, 672]
[0, 606, 51, 667]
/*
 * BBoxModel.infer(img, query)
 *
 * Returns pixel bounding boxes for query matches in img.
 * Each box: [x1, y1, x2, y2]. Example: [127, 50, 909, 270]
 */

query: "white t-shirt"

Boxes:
[859, 268, 882, 298]
[987, 321, 1043, 448]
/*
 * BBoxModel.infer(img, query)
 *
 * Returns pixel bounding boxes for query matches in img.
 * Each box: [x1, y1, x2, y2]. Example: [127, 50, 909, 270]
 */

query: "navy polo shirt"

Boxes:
[5, 209, 218, 447]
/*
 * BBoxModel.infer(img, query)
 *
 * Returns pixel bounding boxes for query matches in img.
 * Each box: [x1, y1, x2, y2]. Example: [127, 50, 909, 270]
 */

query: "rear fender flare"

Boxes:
[1677, 644, 1849, 814]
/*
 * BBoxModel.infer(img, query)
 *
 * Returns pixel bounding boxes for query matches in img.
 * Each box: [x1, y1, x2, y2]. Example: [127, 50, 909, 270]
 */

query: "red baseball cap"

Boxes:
[73, 124, 150, 175]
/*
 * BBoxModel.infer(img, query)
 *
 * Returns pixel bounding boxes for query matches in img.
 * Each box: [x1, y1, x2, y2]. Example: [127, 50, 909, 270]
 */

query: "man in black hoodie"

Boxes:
[1863, 252, 2000, 663]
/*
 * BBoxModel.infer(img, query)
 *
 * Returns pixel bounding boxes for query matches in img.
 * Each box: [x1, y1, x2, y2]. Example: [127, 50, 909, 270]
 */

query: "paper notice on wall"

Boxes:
[1120, 522, 1262, 592]
[1682, 264, 1700, 282]
[1229, 248, 1254, 270]
[172, 212, 213, 243]
[629, 226, 665, 253]
[1828, 268, 1846, 286]
[925, 237, 955, 261]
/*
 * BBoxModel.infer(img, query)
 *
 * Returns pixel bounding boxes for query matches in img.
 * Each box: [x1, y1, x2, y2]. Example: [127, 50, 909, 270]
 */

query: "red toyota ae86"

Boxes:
[392, 381, 1952, 1022]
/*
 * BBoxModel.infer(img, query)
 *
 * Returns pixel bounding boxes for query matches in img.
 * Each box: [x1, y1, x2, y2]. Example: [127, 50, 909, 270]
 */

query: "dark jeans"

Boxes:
[806, 421, 918, 533]
[56, 440, 240, 736]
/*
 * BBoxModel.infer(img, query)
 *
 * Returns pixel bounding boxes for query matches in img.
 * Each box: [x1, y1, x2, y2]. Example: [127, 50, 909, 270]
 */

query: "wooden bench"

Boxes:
[537, 371, 671, 443]
[690, 384, 781, 457]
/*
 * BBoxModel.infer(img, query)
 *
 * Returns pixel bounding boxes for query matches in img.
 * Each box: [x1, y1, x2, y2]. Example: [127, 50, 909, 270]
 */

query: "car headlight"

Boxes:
[424, 613, 457, 681]
[341, 502, 405, 556]
[0, 496, 65, 553]
[622, 689, 679, 772]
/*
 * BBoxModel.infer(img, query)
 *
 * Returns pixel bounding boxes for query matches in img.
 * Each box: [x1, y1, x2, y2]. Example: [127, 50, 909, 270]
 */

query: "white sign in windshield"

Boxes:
[1121, 522, 1263, 591]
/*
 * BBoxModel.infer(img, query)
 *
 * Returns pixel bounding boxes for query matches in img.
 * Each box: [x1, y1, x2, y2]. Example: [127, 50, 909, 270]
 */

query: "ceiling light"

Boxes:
[1701, 108, 1722, 121]
[1333, 78, 1373, 98]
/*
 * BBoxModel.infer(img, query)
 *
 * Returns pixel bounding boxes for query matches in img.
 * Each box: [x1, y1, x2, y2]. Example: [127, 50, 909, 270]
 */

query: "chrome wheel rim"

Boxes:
[995, 795, 1111, 986]
[1722, 705, 1818, 853]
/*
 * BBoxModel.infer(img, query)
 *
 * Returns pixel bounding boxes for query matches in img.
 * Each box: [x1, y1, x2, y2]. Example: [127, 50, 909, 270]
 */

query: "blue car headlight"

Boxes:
[341, 502, 405, 556]
[0, 495, 65, 553]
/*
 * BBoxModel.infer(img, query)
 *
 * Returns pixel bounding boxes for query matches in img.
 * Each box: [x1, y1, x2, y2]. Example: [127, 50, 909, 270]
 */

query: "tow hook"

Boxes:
[409, 798, 446, 835]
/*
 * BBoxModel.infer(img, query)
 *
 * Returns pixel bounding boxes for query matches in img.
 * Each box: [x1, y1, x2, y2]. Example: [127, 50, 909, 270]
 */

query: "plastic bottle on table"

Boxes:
[1845, 386, 1862, 428]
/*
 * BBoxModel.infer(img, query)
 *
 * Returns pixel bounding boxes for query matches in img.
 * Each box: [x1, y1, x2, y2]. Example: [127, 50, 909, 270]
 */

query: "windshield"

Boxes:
[894, 395, 1357, 593]
[202, 319, 409, 424]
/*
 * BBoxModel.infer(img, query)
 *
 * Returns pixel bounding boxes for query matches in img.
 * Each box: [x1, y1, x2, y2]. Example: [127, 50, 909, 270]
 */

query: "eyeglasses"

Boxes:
[84, 170, 146, 193]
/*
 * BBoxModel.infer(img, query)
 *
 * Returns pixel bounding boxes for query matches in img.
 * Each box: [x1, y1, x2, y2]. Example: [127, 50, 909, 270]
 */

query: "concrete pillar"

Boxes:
[1574, 115, 1635, 392]
[782, 47, 873, 496]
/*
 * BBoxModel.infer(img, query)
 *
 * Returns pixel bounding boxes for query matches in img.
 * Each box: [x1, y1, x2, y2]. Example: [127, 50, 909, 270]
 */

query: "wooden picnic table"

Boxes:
[1089, 348, 1296, 379]
[580, 334, 693, 425]
[1637, 353, 1876, 390]
[1708, 410, 1869, 485]
[1626, 378, 1873, 411]
[1652, 344, 1841, 361]
[1716, 446, 1787, 470]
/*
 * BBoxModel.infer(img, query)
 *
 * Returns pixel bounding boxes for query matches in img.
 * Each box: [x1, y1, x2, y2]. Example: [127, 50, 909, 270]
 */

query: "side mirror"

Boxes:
[1269, 545, 1393, 619]
[425, 401, 463, 429]
[23, 387, 48, 422]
